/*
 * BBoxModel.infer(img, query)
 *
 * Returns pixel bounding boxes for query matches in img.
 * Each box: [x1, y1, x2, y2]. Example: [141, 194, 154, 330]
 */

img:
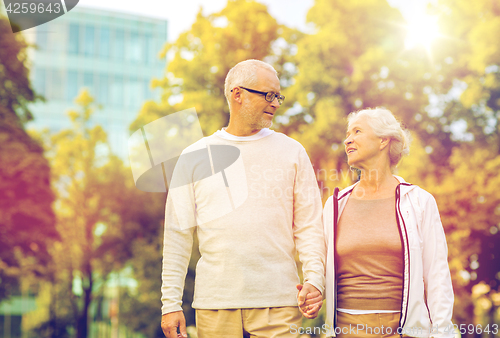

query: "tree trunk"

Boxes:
[487, 301, 496, 338]
[49, 278, 57, 337]
[464, 300, 475, 338]
[76, 263, 93, 338]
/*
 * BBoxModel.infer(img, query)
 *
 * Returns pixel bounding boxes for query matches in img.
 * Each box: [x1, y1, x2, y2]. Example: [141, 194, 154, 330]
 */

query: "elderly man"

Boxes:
[161, 59, 325, 338]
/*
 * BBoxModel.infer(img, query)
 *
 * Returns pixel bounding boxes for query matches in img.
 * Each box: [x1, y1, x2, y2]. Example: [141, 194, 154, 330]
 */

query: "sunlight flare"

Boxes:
[404, 14, 440, 50]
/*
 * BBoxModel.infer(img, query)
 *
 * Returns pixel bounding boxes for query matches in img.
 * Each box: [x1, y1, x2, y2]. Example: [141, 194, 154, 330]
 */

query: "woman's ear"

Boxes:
[380, 137, 390, 150]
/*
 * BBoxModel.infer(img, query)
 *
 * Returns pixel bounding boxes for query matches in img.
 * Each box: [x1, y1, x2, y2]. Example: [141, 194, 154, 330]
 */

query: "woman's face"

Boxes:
[344, 115, 384, 169]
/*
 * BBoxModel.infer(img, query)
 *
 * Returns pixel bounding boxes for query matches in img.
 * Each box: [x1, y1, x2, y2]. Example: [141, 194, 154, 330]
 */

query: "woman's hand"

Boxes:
[296, 283, 323, 319]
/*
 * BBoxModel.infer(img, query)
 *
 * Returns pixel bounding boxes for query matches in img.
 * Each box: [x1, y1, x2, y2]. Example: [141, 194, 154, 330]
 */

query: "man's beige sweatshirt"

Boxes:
[161, 129, 325, 314]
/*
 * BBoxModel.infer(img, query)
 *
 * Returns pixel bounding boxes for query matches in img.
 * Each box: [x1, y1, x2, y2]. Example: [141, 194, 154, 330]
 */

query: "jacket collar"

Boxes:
[338, 175, 416, 200]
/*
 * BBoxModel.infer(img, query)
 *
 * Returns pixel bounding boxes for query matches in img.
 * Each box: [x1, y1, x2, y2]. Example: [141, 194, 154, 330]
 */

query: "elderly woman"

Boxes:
[316, 108, 454, 338]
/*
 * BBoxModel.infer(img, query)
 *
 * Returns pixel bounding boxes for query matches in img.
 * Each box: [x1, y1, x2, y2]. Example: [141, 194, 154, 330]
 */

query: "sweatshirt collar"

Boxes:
[215, 128, 274, 141]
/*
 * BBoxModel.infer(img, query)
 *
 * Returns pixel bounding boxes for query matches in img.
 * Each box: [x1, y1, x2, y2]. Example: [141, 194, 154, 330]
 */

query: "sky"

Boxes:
[0, 0, 430, 42]
[79, 0, 315, 42]
[77, 0, 428, 43]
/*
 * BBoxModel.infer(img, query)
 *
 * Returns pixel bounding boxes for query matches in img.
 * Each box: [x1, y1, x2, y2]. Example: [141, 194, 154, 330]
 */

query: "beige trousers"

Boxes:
[335, 312, 403, 338]
[195, 307, 302, 338]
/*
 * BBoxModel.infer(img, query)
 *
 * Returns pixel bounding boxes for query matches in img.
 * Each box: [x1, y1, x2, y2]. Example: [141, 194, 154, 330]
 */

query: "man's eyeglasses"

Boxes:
[232, 86, 285, 105]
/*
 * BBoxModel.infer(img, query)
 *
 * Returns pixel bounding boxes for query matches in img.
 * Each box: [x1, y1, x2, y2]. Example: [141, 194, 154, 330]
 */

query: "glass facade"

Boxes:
[84, 25, 95, 56]
[99, 27, 110, 59]
[66, 70, 79, 101]
[27, 7, 167, 157]
[68, 23, 80, 54]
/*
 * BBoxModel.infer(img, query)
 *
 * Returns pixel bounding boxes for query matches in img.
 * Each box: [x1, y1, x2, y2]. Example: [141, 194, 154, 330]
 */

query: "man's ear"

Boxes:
[231, 87, 243, 104]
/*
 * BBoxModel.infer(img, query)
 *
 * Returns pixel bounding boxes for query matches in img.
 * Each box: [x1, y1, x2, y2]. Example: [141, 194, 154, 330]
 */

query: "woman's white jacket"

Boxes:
[323, 176, 454, 338]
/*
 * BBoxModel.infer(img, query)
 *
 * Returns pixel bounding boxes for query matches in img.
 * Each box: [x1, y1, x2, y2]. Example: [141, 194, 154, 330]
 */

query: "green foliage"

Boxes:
[23, 281, 74, 338]
[427, 0, 500, 151]
[36, 90, 163, 338]
[0, 16, 37, 123]
[120, 238, 165, 338]
[0, 16, 56, 301]
[282, 0, 456, 198]
[427, 146, 500, 324]
[418, 0, 500, 327]
[117, 190, 168, 337]
[120, 212, 201, 333]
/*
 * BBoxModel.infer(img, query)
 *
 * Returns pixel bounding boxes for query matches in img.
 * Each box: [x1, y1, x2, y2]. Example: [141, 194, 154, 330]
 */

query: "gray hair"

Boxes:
[224, 59, 278, 105]
[347, 107, 411, 171]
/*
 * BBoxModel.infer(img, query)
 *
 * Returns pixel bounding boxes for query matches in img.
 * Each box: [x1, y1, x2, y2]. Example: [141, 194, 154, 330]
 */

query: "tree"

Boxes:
[282, 0, 465, 199]
[429, 0, 500, 153]
[421, 1, 500, 331]
[386, 137, 500, 333]
[34, 90, 154, 338]
[426, 146, 500, 331]
[0, 15, 56, 301]
[133, 0, 298, 135]
[280, 0, 500, 332]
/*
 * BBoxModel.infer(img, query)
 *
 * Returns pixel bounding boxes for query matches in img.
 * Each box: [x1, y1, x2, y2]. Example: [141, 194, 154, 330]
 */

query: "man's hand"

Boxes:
[296, 283, 322, 319]
[161, 311, 187, 338]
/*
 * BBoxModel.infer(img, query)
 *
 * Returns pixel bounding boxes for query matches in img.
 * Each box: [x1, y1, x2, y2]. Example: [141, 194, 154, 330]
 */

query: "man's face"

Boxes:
[239, 68, 281, 130]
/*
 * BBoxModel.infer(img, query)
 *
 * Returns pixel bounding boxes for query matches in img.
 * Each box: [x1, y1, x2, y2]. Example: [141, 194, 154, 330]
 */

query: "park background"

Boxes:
[1, 0, 500, 337]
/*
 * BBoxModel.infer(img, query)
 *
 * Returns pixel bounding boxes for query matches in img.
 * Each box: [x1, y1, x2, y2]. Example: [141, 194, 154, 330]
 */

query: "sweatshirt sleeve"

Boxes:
[419, 190, 454, 338]
[161, 156, 198, 315]
[292, 147, 326, 294]
[160, 192, 196, 314]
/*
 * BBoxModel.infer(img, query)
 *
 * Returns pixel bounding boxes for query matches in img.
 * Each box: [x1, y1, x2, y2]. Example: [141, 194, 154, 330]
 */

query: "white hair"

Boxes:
[224, 59, 278, 105]
[347, 107, 412, 171]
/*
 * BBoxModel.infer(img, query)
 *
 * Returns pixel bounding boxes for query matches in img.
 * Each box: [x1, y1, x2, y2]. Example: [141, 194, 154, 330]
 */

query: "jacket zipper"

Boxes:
[395, 184, 411, 336]
[332, 187, 339, 330]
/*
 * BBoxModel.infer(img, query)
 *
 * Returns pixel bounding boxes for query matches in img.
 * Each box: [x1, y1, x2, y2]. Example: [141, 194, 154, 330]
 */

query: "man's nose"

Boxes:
[270, 96, 280, 108]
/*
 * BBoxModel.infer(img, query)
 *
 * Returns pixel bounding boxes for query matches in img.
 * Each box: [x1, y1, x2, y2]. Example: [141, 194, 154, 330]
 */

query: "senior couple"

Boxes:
[160, 60, 454, 338]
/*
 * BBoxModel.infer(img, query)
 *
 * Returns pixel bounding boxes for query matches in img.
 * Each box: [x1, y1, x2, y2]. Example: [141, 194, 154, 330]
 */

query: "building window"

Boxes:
[84, 25, 95, 57]
[97, 74, 109, 105]
[126, 31, 142, 62]
[34, 68, 46, 97]
[66, 70, 79, 101]
[99, 26, 110, 59]
[143, 33, 152, 65]
[111, 75, 123, 107]
[124, 76, 142, 109]
[50, 22, 65, 53]
[35, 29, 48, 51]
[131, 77, 143, 108]
[48, 70, 63, 100]
[144, 79, 151, 100]
[68, 23, 80, 55]
[83, 72, 95, 96]
[113, 29, 125, 61]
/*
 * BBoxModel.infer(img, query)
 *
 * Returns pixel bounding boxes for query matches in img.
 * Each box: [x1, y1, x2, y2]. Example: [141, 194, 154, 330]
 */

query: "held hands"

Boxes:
[296, 283, 323, 319]
[161, 311, 187, 338]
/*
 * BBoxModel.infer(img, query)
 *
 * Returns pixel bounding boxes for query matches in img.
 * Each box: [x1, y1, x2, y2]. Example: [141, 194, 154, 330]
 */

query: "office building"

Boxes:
[0, 6, 167, 337]
[25, 6, 168, 157]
